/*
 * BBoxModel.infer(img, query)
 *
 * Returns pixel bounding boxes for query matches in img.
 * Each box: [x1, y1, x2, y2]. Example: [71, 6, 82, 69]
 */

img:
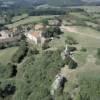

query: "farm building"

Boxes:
[0, 30, 13, 39]
[48, 19, 61, 26]
[25, 23, 46, 44]
[34, 23, 45, 30]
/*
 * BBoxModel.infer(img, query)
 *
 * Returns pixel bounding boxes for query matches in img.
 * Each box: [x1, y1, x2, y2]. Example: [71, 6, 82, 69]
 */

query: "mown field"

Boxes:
[6, 15, 57, 28]
[0, 47, 18, 64]
[49, 11, 100, 99]
[50, 30, 100, 99]
[69, 6, 100, 13]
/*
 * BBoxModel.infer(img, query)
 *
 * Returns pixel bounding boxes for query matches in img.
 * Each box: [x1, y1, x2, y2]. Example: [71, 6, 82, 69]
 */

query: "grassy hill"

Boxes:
[47, 0, 83, 6]
[0, 0, 84, 7]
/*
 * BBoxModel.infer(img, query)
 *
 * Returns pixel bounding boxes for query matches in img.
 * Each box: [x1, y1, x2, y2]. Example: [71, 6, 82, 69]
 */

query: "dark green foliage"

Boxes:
[42, 26, 62, 38]
[97, 48, 100, 59]
[64, 56, 77, 69]
[0, 80, 16, 99]
[80, 47, 87, 52]
[41, 19, 49, 25]
[27, 48, 39, 56]
[95, 26, 100, 31]
[14, 50, 65, 100]
[68, 58, 77, 69]
[47, 0, 83, 6]
[65, 36, 78, 45]
[0, 63, 15, 79]
[12, 41, 28, 63]
[42, 43, 50, 50]
[29, 9, 66, 16]
[9, 64, 17, 78]
[0, 41, 19, 50]
[68, 46, 77, 52]
[96, 48, 100, 65]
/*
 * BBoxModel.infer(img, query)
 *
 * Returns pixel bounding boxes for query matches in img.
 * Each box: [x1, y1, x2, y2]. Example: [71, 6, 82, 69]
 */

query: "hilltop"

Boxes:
[0, 0, 84, 7]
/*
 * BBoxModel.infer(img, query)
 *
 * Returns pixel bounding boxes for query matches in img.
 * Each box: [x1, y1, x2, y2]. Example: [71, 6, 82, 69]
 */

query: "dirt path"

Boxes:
[60, 26, 100, 40]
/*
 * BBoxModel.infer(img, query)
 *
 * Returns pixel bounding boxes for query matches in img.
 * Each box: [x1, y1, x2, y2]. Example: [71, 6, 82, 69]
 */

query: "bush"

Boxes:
[42, 26, 62, 38]
[42, 43, 50, 50]
[65, 36, 78, 45]
[80, 47, 87, 52]
[68, 46, 77, 52]
[41, 19, 48, 25]
[68, 58, 77, 69]
[0, 63, 15, 79]
[0, 80, 16, 99]
[12, 41, 28, 63]
[64, 56, 78, 69]
[97, 48, 100, 59]
[27, 48, 39, 56]
[13, 50, 65, 100]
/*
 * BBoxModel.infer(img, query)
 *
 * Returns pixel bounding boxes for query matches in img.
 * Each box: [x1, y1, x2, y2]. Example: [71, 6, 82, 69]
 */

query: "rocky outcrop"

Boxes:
[51, 74, 66, 96]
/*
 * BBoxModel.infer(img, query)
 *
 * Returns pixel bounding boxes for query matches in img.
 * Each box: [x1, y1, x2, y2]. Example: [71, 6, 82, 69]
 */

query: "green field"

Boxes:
[49, 25, 100, 99]
[69, 6, 100, 13]
[12, 14, 28, 23]
[0, 47, 18, 64]
[1, 8, 100, 100]
[69, 12, 89, 19]
[6, 15, 57, 28]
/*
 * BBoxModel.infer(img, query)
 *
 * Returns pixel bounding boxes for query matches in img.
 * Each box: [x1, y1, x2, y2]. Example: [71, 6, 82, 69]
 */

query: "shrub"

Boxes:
[0, 80, 16, 99]
[12, 42, 28, 63]
[80, 47, 87, 52]
[13, 50, 65, 100]
[68, 58, 77, 69]
[64, 56, 78, 69]
[42, 26, 62, 38]
[0, 63, 15, 79]
[41, 19, 48, 25]
[97, 48, 100, 59]
[68, 46, 77, 52]
[65, 36, 78, 45]
[42, 43, 50, 50]
[27, 48, 39, 56]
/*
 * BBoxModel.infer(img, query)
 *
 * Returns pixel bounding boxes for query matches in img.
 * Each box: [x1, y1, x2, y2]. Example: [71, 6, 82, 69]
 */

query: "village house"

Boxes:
[25, 23, 46, 44]
[48, 19, 61, 26]
[0, 30, 13, 40]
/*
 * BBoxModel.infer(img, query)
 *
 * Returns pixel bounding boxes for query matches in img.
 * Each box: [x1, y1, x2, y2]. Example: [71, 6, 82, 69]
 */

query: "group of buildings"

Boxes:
[25, 19, 61, 45]
[0, 18, 61, 44]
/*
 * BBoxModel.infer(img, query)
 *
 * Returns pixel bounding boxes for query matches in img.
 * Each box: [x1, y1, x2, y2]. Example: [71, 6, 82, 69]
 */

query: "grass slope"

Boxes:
[0, 47, 18, 64]
[47, 0, 83, 6]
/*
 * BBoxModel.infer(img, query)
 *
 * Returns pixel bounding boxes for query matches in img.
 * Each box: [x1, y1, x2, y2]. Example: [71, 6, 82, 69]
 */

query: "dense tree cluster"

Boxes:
[12, 41, 28, 63]
[12, 50, 66, 100]
[0, 80, 16, 99]
[29, 9, 66, 16]
[42, 26, 62, 38]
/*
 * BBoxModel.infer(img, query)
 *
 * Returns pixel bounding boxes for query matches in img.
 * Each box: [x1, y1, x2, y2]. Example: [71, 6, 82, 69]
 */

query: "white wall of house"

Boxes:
[0, 31, 10, 39]
[25, 30, 46, 45]
[26, 33, 38, 44]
